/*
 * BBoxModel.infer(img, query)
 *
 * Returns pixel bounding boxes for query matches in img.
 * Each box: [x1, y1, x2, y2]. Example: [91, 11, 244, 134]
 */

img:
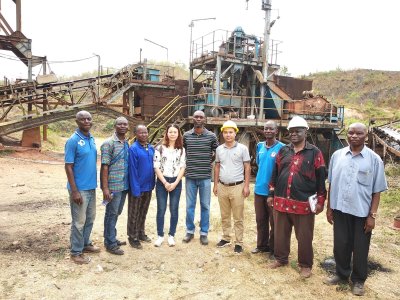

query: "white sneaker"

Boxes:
[154, 236, 164, 247]
[168, 235, 176, 247]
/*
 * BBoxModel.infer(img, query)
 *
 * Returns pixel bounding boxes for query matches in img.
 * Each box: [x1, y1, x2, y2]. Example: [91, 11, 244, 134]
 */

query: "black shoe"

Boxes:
[200, 235, 208, 245]
[139, 235, 152, 243]
[129, 239, 143, 249]
[182, 233, 194, 243]
[234, 244, 243, 254]
[216, 239, 231, 248]
[117, 240, 127, 246]
[107, 246, 124, 255]
[251, 247, 270, 254]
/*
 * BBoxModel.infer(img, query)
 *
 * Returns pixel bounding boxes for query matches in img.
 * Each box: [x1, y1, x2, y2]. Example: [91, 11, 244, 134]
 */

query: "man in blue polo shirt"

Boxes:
[65, 110, 99, 265]
[252, 120, 284, 255]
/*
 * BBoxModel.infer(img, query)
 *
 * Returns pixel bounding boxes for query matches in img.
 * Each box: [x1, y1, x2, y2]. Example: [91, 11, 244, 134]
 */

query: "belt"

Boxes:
[219, 180, 244, 186]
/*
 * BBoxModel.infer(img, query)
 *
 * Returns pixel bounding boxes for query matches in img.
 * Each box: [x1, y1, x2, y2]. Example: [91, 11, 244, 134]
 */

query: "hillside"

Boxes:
[305, 69, 400, 120]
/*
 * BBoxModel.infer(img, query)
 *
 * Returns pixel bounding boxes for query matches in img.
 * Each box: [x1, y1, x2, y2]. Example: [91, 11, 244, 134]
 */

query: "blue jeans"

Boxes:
[156, 177, 182, 237]
[185, 177, 211, 236]
[69, 189, 96, 256]
[104, 190, 128, 249]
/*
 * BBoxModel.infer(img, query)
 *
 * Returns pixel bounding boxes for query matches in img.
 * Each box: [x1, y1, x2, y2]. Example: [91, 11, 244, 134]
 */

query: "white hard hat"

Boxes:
[221, 120, 239, 132]
[287, 116, 309, 130]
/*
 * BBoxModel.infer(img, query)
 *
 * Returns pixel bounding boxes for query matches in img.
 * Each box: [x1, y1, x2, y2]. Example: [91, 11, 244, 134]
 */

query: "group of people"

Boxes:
[65, 110, 387, 297]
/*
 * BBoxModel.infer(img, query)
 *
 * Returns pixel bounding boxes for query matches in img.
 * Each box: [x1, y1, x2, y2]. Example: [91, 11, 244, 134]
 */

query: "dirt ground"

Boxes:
[0, 149, 399, 300]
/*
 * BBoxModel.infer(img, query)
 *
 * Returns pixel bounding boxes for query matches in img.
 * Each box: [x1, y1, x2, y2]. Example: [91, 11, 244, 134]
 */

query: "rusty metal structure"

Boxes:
[370, 120, 400, 162]
[0, 62, 189, 145]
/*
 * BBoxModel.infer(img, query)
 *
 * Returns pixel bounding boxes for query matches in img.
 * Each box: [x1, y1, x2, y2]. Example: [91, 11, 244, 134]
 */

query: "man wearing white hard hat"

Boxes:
[267, 115, 327, 278]
[213, 120, 251, 254]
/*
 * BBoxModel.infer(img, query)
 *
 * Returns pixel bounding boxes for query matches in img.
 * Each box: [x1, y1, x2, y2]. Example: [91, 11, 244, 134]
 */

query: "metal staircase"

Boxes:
[128, 95, 187, 147]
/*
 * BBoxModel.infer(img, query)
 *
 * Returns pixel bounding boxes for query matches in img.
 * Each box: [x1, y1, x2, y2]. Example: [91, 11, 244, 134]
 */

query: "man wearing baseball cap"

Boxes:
[213, 120, 251, 254]
[267, 116, 327, 278]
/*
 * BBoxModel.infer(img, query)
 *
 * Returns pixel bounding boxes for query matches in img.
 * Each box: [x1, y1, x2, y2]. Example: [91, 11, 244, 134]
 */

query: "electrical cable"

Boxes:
[0, 53, 97, 64]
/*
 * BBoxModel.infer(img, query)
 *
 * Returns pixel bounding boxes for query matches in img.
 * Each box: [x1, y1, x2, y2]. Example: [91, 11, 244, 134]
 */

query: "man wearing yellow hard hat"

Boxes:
[213, 120, 251, 254]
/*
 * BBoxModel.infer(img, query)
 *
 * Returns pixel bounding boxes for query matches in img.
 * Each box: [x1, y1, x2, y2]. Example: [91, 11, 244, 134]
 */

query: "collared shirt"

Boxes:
[328, 146, 387, 217]
[100, 132, 129, 192]
[269, 142, 327, 214]
[154, 145, 186, 177]
[215, 142, 250, 183]
[254, 140, 284, 196]
[183, 127, 219, 179]
[64, 129, 97, 191]
[128, 141, 155, 197]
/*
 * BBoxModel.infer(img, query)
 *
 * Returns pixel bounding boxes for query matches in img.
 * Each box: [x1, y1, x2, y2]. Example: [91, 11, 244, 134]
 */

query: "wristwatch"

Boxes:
[369, 212, 377, 219]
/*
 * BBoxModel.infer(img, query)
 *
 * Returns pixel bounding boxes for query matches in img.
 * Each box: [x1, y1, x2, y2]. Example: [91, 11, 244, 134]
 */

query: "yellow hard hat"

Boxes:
[221, 120, 239, 132]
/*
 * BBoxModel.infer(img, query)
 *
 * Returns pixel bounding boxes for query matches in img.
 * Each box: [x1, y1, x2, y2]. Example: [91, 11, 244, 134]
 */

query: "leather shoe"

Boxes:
[269, 261, 286, 269]
[83, 244, 100, 253]
[182, 233, 194, 243]
[251, 247, 270, 254]
[117, 240, 127, 246]
[352, 282, 365, 296]
[129, 239, 143, 249]
[200, 235, 208, 245]
[139, 235, 152, 243]
[71, 254, 91, 264]
[323, 275, 348, 285]
[299, 267, 312, 278]
[107, 246, 124, 255]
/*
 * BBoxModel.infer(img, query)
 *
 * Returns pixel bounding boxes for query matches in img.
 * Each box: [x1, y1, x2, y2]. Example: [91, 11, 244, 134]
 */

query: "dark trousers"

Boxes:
[273, 209, 315, 268]
[333, 210, 371, 283]
[127, 191, 152, 241]
[254, 193, 274, 251]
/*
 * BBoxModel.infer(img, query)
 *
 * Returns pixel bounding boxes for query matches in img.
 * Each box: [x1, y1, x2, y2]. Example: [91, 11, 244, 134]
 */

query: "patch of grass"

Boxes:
[0, 149, 15, 156]
[385, 164, 400, 177]
[210, 216, 222, 232]
[48, 120, 76, 137]
[381, 188, 400, 207]
[336, 283, 350, 292]
[290, 260, 299, 271]
[51, 247, 68, 261]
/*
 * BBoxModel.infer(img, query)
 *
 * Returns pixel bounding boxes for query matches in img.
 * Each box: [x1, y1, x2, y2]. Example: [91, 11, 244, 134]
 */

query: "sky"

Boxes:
[0, 0, 399, 81]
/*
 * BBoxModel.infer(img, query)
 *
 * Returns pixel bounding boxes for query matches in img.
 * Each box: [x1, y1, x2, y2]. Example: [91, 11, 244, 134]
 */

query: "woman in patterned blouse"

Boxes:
[153, 124, 186, 247]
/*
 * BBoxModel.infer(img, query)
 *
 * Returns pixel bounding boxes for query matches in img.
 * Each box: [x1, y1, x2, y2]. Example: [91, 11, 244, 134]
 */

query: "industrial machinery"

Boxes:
[186, 1, 345, 166]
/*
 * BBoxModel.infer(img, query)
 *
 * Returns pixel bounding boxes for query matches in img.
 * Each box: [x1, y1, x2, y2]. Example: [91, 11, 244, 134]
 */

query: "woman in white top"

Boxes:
[153, 124, 186, 246]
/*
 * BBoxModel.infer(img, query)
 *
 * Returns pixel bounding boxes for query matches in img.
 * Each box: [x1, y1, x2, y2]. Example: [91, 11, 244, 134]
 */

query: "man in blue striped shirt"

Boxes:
[182, 110, 219, 245]
[100, 117, 129, 255]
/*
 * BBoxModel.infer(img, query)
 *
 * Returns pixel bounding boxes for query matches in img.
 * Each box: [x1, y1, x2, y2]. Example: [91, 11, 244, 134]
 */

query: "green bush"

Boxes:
[103, 120, 115, 132]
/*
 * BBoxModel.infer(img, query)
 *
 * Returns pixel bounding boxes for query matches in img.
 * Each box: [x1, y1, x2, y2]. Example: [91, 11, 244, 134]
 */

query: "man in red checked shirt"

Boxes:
[267, 116, 327, 278]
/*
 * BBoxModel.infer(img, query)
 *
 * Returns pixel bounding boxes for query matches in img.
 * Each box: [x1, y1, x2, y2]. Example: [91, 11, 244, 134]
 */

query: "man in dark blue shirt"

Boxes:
[128, 125, 155, 249]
